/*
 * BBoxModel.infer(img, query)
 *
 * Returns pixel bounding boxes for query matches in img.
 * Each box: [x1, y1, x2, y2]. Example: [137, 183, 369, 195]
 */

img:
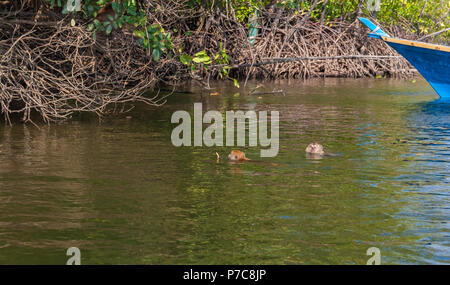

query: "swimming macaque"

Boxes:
[305, 142, 324, 155]
[224, 150, 277, 175]
[305, 142, 338, 159]
[228, 150, 250, 161]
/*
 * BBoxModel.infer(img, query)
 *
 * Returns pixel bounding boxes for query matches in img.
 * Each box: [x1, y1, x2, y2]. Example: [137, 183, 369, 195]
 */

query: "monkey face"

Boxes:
[228, 150, 248, 161]
[305, 143, 324, 155]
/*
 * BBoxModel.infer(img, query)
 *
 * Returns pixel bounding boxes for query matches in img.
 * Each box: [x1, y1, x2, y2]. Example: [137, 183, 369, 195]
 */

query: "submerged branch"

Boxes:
[216, 55, 404, 69]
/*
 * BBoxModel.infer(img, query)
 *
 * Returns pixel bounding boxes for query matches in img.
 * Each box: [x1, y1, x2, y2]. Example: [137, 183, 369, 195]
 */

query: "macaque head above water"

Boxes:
[228, 150, 250, 161]
[305, 142, 324, 155]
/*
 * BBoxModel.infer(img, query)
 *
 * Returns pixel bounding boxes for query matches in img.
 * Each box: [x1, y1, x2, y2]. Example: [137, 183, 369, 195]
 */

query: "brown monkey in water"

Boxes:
[305, 142, 324, 155]
[225, 143, 335, 162]
[225, 150, 278, 166]
[227, 150, 250, 161]
[305, 142, 338, 159]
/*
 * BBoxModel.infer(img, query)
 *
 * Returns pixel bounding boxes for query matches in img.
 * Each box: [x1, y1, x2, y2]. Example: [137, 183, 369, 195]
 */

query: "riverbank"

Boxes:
[1, 0, 445, 123]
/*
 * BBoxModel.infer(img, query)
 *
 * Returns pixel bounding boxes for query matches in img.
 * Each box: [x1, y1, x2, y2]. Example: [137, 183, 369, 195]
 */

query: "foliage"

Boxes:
[270, 0, 448, 37]
[43, 0, 244, 82]
[179, 43, 239, 87]
[232, 0, 269, 23]
[376, 0, 449, 36]
[43, 0, 448, 60]
[45, 0, 173, 61]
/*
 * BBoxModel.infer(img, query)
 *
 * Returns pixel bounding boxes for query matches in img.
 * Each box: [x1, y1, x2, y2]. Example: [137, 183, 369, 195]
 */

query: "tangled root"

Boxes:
[0, 17, 179, 124]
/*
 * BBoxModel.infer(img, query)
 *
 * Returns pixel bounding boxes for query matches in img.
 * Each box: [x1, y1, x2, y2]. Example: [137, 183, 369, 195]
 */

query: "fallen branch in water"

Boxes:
[216, 55, 403, 69]
[250, 90, 286, 96]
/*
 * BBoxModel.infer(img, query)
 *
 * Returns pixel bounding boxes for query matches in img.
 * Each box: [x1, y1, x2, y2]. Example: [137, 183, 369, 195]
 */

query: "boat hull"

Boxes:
[384, 38, 450, 98]
[358, 17, 450, 98]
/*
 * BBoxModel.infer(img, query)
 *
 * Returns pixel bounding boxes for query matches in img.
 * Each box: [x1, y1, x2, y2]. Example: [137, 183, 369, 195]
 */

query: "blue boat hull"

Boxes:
[386, 41, 450, 98]
[359, 17, 450, 98]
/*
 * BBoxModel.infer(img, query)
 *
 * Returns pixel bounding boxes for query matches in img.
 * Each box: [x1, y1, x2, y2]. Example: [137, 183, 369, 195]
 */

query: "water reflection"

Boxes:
[390, 99, 450, 264]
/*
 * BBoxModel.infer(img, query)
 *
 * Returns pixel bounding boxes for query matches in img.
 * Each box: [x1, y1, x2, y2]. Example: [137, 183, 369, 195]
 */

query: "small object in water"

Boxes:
[228, 150, 250, 161]
[393, 138, 408, 144]
[126, 116, 132, 120]
[249, 84, 264, 94]
[215, 152, 220, 163]
[305, 142, 324, 155]
[210, 92, 219, 96]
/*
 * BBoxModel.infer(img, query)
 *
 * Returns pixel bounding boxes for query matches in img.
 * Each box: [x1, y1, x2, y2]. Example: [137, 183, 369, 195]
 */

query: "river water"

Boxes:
[0, 78, 448, 264]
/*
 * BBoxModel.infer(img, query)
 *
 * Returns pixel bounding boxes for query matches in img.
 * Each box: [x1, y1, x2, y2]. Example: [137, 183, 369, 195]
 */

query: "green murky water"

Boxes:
[0, 78, 448, 264]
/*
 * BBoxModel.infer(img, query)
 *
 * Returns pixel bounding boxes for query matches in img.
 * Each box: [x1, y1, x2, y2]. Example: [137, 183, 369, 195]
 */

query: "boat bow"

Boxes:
[359, 17, 450, 98]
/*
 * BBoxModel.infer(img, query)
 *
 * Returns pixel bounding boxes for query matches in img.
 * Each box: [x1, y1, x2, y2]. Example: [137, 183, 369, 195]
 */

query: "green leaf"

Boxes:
[111, 2, 119, 11]
[106, 24, 112, 34]
[192, 51, 211, 64]
[193, 57, 211, 64]
[233, 79, 240, 88]
[128, 8, 137, 16]
[152, 49, 160, 61]
[195, 51, 208, 57]
[180, 54, 192, 65]
[134, 30, 145, 38]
